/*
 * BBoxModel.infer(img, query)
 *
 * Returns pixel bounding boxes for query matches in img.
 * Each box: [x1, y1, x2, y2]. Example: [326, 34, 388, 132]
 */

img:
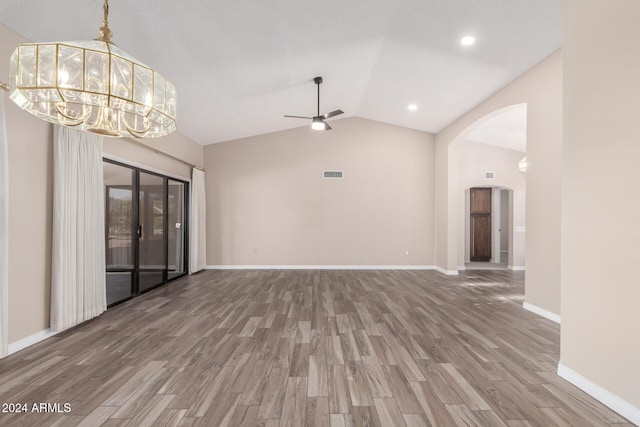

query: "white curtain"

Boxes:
[189, 167, 206, 273]
[50, 126, 106, 331]
[0, 92, 9, 357]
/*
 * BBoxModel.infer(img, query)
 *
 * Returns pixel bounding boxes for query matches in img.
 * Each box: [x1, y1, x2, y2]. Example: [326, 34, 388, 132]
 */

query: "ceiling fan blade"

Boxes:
[324, 122, 333, 130]
[323, 109, 344, 119]
[284, 115, 313, 119]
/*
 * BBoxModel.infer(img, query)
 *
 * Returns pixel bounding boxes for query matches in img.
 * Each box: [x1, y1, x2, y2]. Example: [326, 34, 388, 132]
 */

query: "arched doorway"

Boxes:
[449, 103, 527, 271]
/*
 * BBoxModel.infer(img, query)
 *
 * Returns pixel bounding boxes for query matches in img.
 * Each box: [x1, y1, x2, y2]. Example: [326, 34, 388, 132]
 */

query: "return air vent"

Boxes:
[484, 171, 495, 180]
[323, 170, 344, 179]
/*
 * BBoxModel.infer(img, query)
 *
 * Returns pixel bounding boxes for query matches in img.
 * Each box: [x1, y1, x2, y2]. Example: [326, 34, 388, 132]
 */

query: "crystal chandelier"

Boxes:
[8, 0, 176, 138]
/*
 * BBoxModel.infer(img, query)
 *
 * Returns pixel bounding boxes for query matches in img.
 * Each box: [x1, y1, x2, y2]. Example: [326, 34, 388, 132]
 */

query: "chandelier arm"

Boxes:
[120, 109, 152, 138]
[126, 127, 151, 139]
[56, 104, 91, 126]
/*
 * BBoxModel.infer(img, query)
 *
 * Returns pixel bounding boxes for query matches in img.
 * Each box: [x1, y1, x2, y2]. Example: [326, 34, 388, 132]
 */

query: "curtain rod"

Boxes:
[126, 137, 204, 171]
[0, 81, 203, 171]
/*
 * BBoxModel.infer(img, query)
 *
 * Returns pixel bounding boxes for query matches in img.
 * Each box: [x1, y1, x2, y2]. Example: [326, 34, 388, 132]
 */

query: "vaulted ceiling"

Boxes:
[0, 0, 561, 145]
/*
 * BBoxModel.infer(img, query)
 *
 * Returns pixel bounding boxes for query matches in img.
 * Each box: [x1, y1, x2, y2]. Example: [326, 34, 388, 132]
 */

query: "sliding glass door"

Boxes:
[139, 171, 167, 292]
[105, 162, 135, 305]
[104, 159, 188, 306]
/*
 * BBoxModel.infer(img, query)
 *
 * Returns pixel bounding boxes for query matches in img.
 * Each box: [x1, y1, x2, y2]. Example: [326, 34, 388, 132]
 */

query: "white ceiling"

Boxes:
[464, 104, 527, 153]
[0, 0, 561, 145]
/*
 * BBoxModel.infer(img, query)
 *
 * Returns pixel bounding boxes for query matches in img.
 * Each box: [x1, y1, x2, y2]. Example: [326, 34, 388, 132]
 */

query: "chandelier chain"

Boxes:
[97, 0, 113, 43]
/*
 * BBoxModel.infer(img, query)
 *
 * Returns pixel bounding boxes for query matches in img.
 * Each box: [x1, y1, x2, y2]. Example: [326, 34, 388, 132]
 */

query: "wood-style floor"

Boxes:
[0, 269, 633, 427]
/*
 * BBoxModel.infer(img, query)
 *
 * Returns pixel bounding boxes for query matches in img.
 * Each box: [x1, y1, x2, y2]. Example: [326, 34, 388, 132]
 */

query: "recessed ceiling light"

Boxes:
[408, 104, 418, 111]
[461, 36, 475, 46]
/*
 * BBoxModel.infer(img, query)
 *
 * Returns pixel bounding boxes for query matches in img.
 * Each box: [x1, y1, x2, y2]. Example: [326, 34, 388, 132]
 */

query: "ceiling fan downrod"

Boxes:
[314, 76, 323, 117]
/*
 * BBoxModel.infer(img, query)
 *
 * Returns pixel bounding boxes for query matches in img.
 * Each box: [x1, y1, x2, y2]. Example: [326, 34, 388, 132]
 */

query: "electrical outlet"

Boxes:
[404, 250, 409, 256]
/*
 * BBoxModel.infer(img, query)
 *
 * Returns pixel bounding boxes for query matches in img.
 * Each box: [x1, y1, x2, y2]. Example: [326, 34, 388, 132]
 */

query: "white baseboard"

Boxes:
[457, 265, 466, 271]
[523, 302, 561, 324]
[206, 265, 438, 271]
[206, 264, 462, 277]
[434, 266, 459, 276]
[509, 265, 526, 271]
[8, 329, 62, 355]
[557, 363, 640, 425]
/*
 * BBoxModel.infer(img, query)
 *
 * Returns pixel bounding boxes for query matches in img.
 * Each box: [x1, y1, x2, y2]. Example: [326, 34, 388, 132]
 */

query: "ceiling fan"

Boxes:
[285, 76, 344, 131]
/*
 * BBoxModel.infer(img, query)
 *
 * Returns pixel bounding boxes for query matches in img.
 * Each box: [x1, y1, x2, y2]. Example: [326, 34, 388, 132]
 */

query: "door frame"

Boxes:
[463, 186, 515, 266]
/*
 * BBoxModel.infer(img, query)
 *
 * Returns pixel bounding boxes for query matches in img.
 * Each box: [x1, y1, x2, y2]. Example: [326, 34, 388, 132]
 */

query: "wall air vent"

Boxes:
[484, 171, 495, 180]
[323, 170, 344, 179]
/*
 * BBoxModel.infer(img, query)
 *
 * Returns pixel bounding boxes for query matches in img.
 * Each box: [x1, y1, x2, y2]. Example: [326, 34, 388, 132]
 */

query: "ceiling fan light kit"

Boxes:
[311, 117, 326, 131]
[8, 0, 177, 138]
[285, 76, 343, 131]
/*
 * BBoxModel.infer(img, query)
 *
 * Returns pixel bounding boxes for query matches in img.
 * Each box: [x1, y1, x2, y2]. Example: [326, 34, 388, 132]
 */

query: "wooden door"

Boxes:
[470, 188, 491, 261]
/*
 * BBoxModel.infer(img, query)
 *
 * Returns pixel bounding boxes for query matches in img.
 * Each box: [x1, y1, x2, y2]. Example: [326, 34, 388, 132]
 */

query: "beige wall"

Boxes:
[1, 25, 52, 342]
[0, 23, 202, 345]
[435, 49, 562, 315]
[456, 139, 526, 268]
[204, 117, 435, 266]
[103, 132, 203, 181]
[562, 0, 640, 409]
